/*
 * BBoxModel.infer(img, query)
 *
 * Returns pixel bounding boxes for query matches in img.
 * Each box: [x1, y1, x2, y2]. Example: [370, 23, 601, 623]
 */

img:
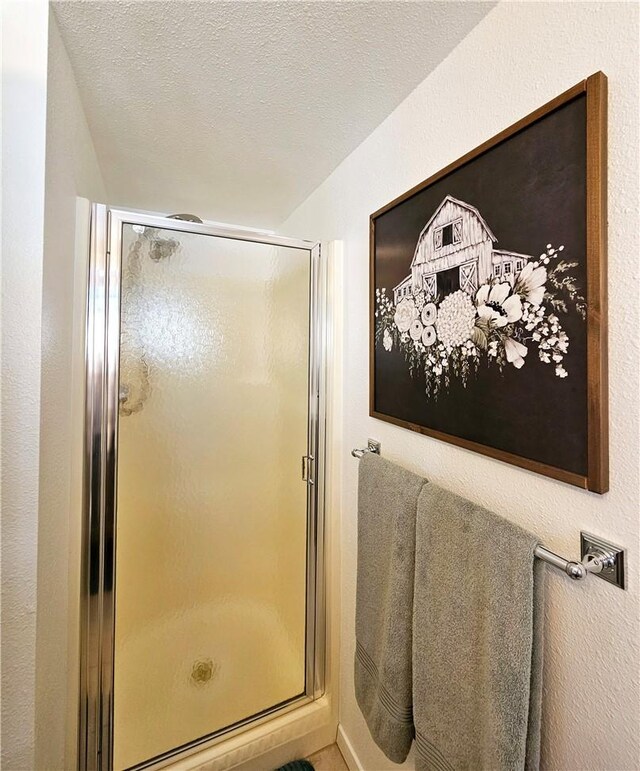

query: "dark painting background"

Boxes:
[373, 95, 588, 476]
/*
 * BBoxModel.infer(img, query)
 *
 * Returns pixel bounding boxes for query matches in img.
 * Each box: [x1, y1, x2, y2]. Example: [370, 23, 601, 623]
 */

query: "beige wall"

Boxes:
[280, 2, 640, 769]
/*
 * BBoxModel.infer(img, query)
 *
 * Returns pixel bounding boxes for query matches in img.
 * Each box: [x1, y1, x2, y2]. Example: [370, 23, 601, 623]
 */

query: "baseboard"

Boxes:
[336, 725, 364, 771]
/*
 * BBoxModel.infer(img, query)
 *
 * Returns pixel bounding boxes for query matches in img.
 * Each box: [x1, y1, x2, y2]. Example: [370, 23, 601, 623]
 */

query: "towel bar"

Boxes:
[351, 439, 626, 589]
[351, 439, 381, 458]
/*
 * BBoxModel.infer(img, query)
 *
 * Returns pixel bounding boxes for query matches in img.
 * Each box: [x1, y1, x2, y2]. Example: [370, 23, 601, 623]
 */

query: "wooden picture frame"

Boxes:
[370, 72, 608, 493]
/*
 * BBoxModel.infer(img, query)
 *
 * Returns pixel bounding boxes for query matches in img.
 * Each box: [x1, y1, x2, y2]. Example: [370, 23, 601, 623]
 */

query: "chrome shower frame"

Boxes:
[79, 204, 327, 770]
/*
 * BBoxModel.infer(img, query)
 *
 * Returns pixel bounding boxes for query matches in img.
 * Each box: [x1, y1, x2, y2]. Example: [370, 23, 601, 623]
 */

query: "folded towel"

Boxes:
[413, 484, 545, 771]
[355, 452, 427, 763]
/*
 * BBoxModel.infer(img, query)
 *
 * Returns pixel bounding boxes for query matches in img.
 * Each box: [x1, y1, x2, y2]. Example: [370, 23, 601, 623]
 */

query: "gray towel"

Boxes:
[413, 484, 545, 771]
[355, 452, 427, 763]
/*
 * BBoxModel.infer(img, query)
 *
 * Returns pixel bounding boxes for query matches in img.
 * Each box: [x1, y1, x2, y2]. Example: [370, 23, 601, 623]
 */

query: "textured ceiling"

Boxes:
[52, 0, 494, 228]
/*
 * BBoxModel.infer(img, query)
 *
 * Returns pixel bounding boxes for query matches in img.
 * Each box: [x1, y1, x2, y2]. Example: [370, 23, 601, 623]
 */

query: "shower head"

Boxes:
[148, 234, 179, 262]
[128, 213, 200, 267]
[133, 226, 181, 262]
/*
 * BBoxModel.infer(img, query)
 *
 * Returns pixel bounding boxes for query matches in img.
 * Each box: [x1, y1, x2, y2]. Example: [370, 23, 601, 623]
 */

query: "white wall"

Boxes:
[35, 14, 108, 771]
[1, 5, 107, 769]
[1, 2, 50, 768]
[280, 3, 640, 770]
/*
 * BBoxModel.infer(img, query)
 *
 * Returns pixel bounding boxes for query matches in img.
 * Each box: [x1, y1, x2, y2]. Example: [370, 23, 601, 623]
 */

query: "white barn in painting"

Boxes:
[393, 196, 532, 304]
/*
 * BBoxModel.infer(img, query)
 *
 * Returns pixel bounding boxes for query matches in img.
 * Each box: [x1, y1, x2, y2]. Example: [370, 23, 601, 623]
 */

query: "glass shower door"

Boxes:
[80, 208, 323, 771]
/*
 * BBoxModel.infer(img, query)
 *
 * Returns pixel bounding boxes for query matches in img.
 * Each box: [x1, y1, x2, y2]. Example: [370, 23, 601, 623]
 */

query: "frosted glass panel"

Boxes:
[113, 225, 310, 769]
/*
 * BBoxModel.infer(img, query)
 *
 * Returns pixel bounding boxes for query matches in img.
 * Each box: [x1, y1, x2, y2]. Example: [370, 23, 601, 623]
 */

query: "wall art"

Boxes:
[370, 72, 608, 492]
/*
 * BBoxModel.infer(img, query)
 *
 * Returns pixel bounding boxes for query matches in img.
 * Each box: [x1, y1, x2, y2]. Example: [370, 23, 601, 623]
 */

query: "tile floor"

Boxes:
[306, 743, 349, 771]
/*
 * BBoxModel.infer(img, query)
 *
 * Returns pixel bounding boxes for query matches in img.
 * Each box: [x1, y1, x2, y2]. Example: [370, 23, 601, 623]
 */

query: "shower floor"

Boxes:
[114, 599, 305, 769]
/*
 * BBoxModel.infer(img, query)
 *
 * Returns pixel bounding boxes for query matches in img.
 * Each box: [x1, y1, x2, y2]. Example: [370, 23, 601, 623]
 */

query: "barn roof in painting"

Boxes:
[416, 195, 498, 245]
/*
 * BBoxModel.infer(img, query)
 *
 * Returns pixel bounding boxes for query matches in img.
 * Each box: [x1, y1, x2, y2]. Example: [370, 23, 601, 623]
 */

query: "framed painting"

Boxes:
[370, 72, 608, 493]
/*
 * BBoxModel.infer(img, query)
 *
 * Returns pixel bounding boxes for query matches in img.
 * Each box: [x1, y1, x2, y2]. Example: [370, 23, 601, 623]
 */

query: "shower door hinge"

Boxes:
[301, 455, 314, 485]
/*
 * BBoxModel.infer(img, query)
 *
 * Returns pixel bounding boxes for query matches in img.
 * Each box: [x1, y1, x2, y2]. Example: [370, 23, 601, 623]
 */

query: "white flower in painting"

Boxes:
[435, 290, 476, 348]
[555, 364, 568, 378]
[504, 337, 528, 369]
[421, 302, 437, 326]
[463, 340, 478, 358]
[414, 291, 426, 312]
[488, 340, 499, 358]
[394, 298, 418, 333]
[475, 283, 523, 328]
[514, 263, 547, 307]
[421, 325, 436, 347]
[383, 328, 393, 351]
[409, 319, 424, 341]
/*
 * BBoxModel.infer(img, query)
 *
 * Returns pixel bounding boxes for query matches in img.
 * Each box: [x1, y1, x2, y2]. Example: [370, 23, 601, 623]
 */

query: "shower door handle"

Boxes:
[301, 455, 314, 485]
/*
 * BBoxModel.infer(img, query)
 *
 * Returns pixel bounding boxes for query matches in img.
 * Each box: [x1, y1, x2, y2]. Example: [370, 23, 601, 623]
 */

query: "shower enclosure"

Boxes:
[80, 206, 326, 770]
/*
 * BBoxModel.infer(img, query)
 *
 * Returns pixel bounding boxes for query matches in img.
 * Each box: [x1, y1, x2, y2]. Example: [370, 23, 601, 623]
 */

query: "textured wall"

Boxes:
[1, 2, 50, 768]
[280, 3, 640, 769]
[36, 15, 107, 771]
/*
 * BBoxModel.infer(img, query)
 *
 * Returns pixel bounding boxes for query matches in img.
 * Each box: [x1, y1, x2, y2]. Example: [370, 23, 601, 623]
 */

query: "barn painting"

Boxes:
[377, 195, 576, 397]
[370, 74, 608, 493]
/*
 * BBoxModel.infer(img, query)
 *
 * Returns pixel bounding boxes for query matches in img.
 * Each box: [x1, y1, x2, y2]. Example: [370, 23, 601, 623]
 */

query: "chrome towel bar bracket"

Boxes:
[351, 439, 626, 589]
[534, 539, 625, 588]
[351, 439, 381, 458]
